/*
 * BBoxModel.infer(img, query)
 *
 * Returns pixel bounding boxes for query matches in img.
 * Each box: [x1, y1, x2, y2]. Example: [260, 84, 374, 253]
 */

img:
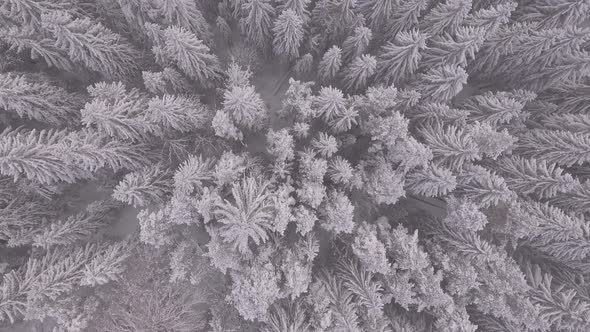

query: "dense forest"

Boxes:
[2, 0, 590, 331]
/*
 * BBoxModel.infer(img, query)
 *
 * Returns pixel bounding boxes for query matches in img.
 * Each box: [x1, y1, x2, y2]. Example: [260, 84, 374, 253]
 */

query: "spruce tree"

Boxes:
[223, 84, 268, 131]
[163, 26, 222, 86]
[342, 54, 377, 93]
[375, 29, 428, 85]
[154, 0, 212, 43]
[0, 73, 81, 125]
[413, 64, 468, 102]
[272, 9, 305, 61]
[318, 45, 343, 83]
[341, 26, 373, 63]
[421, 26, 486, 68]
[40, 11, 140, 79]
[358, 0, 396, 31]
[420, 0, 473, 36]
[386, 0, 429, 37]
[241, 0, 276, 52]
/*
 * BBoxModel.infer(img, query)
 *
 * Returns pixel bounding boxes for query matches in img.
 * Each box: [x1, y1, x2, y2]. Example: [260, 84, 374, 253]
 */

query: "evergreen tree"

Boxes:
[241, 0, 276, 52]
[341, 26, 373, 63]
[40, 11, 140, 79]
[375, 29, 428, 85]
[33, 201, 119, 249]
[549, 180, 590, 214]
[406, 164, 457, 197]
[516, 129, 590, 167]
[272, 9, 305, 61]
[494, 156, 578, 199]
[154, 0, 212, 43]
[420, 0, 473, 36]
[418, 122, 481, 170]
[386, 0, 429, 37]
[421, 26, 486, 68]
[222, 84, 268, 131]
[460, 91, 525, 126]
[145, 94, 211, 134]
[413, 64, 468, 102]
[81, 82, 153, 141]
[277, 0, 311, 20]
[163, 26, 222, 86]
[294, 53, 313, 77]
[358, 0, 396, 31]
[514, 0, 590, 29]
[215, 177, 276, 255]
[342, 54, 377, 93]
[0, 26, 76, 72]
[0, 73, 81, 125]
[318, 45, 343, 83]
[113, 165, 174, 208]
[467, 1, 517, 37]
[542, 113, 590, 133]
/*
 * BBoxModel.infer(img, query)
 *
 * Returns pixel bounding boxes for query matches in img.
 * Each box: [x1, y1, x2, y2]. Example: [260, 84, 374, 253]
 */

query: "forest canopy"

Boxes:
[2, 0, 590, 331]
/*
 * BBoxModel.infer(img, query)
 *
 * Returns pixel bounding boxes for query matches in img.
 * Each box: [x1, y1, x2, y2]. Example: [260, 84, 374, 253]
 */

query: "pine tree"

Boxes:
[313, 86, 347, 121]
[460, 91, 525, 126]
[420, 0, 472, 36]
[319, 190, 354, 234]
[0, 243, 104, 324]
[494, 156, 578, 199]
[539, 82, 590, 115]
[386, 0, 429, 37]
[418, 123, 481, 170]
[467, 1, 516, 37]
[342, 54, 377, 93]
[163, 26, 222, 85]
[241, 0, 276, 52]
[113, 165, 174, 208]
[294, 53, 313, 77]
[311, 132, 338, 158]
[215, 177, 276, 255]
[514, 0, 590, 29]
[81, 82, 153, 141]
[467, 22, 533, 76]
[228, 261, 282, 321]
[467, 122, 516, 159]
[212, 110, 244, 141]
[144, 94, 211, 134]
[455, 164, 515, 207]
[0, 26, 76, 72]
[154, 0, 212, 43]
[33, 201, 118, 249]
[40, 11, 140, 79]
[525, 264, 590, 331]
[549, 180, 590, 214]
[173, 154, 215, 195]
[341, 26, 373, 63]
[318, 45, 343, 83]
[542, 113, 590, 133]
[358, 0, 396, 31]
[519, 51, 590, 91]
[277, 0, 311, 20]
[406, 164, 457, 197]
[272, 9, 305, 61]
[516, 129, 590, 167]
[0, 73, 81, 125]
[0, 0, 75, 28]
[222, 84, 268, 131]
[413, 64, 468, 102]
[216, 16, 232, 43]
[80, 241, 131, 286]
[421, 26, 486, 68]
[375, 29, 428, 85]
